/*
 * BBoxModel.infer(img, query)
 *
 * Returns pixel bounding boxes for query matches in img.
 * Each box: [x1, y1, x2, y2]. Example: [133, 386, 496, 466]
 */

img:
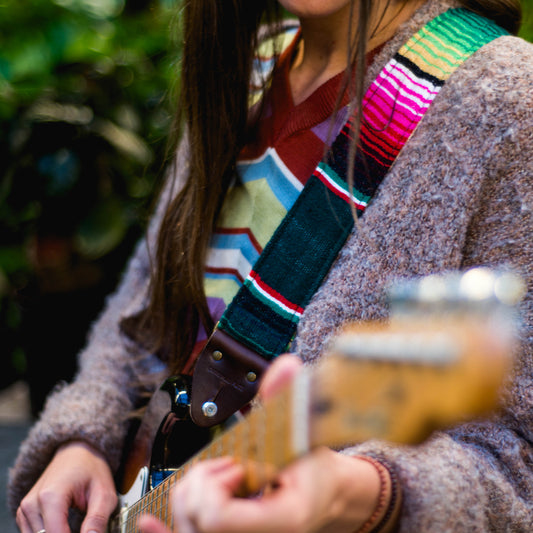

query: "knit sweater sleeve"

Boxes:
[342, 36, 533, 531]
[7, 137, 190, 516]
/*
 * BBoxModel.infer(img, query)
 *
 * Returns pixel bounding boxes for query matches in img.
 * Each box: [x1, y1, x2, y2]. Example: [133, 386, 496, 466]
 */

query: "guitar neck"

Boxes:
[112, 309, 515, 532]
[113, 381, 304, 532]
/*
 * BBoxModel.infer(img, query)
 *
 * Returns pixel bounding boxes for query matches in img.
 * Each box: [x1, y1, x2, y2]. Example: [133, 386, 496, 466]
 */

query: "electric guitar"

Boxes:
[109, 268, 524, 532]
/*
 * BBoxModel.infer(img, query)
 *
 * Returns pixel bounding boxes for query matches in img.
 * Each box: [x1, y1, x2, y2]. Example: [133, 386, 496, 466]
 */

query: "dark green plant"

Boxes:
[0, 0, 180, 412]
[520, 0, 533, 40]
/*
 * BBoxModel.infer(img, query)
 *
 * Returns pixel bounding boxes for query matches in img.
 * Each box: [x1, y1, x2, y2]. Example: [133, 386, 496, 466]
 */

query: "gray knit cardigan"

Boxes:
[8, 0, 533, 530]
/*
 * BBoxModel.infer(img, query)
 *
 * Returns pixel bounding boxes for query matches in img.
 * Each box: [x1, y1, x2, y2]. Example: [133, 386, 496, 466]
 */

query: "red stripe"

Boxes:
[206, 266, 245, 284]
[316, 169, 367, 210]
[360, 129, 398, 163]
[362, 103, 412, 148]
[360, 124, 401, 163]
[358, 140, 393, 168]
[213, 227, 263, 254]
[249, 271, 305, 314]
[314, 169, 361, 207]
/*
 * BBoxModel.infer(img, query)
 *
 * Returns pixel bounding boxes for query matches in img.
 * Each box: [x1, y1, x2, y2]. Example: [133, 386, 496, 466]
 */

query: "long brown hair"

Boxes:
[142, 0, 522, 372]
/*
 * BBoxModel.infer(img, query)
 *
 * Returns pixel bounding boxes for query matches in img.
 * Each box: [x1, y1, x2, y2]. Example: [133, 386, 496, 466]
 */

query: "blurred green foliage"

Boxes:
[0, 0, 180, 411]
[521, 0, 533, 40]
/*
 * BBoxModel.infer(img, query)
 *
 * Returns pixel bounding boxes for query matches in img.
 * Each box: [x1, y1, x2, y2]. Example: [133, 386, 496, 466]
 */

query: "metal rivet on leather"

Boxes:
[202, 401, 218, 417]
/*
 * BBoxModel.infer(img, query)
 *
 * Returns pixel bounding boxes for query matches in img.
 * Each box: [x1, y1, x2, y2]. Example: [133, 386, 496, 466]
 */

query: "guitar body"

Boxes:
[113, 375, 213, 531]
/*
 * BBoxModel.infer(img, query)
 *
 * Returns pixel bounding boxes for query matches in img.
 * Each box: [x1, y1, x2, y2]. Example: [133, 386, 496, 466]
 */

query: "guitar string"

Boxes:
[122, 406, 267, 532]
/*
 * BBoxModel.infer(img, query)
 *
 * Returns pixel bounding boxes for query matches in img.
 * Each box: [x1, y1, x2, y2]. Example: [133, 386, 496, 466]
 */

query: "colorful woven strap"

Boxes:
[216, 8, 507, 360]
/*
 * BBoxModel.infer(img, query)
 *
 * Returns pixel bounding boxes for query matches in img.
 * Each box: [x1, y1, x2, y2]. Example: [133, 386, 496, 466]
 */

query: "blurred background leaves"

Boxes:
[0, 0, 179, 416]
[0, 0, 532, 418]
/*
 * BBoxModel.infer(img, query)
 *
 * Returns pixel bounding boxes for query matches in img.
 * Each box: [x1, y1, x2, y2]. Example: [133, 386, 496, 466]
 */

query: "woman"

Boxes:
[9, 0, 533, 531]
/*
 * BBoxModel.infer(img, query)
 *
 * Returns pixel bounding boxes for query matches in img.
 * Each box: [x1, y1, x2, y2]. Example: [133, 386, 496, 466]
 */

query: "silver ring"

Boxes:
[36, 529, 46, 533]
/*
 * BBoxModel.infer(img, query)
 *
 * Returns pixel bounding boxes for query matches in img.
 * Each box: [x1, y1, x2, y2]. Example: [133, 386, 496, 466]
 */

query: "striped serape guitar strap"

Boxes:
[190, 8, 508, 426]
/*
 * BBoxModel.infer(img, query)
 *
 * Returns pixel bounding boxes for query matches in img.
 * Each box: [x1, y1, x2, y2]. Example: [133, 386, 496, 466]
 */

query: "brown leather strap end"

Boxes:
[190, 329, 269, 427]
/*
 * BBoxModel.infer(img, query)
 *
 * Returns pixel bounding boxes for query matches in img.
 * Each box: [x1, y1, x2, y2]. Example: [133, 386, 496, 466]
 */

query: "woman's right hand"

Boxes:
[16, 440, 117, 533]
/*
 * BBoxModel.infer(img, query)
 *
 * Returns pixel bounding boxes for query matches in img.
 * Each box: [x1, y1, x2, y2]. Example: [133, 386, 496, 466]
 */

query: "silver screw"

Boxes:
[202, 401, 218, 418]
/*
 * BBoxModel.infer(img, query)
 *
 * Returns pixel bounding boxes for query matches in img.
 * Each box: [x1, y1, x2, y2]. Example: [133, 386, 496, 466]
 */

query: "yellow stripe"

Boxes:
[250, 27, 298, 107]
[400, 48, 448, 79]
[256, 30, 296, 59]
[204, 277, 240, 305]
[405, 32, 463, 69]
[218, 178, 288, 249]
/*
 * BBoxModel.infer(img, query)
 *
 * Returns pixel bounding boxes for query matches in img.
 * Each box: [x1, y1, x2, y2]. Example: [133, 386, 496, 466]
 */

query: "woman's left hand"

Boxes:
[138, 355, 383, 533]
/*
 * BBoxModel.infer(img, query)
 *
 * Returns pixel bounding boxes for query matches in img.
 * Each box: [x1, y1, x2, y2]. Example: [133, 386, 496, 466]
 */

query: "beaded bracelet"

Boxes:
[354, 455, 402, 533]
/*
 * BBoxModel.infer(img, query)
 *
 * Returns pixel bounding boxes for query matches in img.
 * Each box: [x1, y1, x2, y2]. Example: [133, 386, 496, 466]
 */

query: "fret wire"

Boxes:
[152, 484, 156, 520]
[246, 408, 257, 488]
[274, 394, 283, 471]
[144, 488, 150, 519]
[245, 409, 252, 486]
[128, 509, 131, 533]
[162, 478, 167, 526]
[162, 482, 166, 520]
[229, 421, 236, 459]
[165, 479, 170, 527]
[152, 486, 156, 516]
[215, 433, 222, 457]
[156, 483, 161, 520]
[216, 430, 225, 460]
[278, 389, 293, 469]
[166, 476, 174, 525]
[241, 410, 248, 465]
[129, 500, 138, 533]
[258, 403, 266, 488]
[161, 481, 166, 520]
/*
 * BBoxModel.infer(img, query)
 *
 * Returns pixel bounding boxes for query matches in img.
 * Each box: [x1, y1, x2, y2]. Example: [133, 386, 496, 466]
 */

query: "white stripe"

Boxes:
[238, 147, 304, 193]
[206, 248, 252, 281]
[386, 59, 440, 98]
[268, 148, 304, 192]
[246, 275, 303, 317]
[372, 78, 432, 119]
[315, 166, 368, 208]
